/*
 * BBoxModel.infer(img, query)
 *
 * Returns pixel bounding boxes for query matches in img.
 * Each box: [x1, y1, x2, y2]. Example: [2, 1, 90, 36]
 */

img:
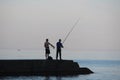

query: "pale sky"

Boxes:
[0, 0, 120, 60]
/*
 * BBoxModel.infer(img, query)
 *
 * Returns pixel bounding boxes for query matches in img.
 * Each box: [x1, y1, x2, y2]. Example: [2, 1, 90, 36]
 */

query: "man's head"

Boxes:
[46, 39, 48, 42]
[59, 39, 61, 42]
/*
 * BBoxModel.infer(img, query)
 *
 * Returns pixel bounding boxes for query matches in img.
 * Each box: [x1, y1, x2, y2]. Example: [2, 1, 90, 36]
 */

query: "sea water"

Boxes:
[0, 60, 120, 80]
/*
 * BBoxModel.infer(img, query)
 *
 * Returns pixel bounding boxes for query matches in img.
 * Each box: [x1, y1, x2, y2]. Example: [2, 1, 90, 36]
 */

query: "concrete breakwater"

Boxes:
[0, 60, 93, 76]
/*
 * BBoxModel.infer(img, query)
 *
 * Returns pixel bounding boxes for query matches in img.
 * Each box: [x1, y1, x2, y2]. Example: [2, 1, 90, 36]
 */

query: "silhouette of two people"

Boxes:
[44, 39, 63, 60]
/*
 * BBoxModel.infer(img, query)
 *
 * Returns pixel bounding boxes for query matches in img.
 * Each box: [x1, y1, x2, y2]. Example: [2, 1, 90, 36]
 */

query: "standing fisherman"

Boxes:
[56, 39, 64, 60]
[44, 39, 55, 59]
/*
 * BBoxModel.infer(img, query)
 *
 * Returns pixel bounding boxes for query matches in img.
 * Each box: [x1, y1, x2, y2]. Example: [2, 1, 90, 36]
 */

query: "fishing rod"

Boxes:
[62, 18, 80, 44]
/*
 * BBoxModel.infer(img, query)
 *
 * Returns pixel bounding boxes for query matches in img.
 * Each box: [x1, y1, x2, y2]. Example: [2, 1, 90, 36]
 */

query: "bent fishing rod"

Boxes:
[62, 18, 80, 44]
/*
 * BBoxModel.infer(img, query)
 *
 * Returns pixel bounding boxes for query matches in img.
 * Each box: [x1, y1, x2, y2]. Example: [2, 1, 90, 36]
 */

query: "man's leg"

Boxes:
[56, 50, 58, 60]
[59, 51, 62, 60]
[45, 53, 47, 59]
[45, 49, 47, 59]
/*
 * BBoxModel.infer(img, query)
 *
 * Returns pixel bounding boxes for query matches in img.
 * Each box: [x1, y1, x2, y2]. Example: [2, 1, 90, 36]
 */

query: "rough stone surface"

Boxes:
[0, 60, 93, 76]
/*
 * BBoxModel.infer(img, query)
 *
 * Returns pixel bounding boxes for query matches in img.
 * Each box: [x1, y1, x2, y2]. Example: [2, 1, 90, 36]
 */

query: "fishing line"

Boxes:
[63, 18, 80, 44]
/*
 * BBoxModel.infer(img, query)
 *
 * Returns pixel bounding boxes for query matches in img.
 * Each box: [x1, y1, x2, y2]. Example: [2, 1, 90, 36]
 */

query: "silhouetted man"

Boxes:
[56, 39, 63, 60]
[44, 39, 55, 59]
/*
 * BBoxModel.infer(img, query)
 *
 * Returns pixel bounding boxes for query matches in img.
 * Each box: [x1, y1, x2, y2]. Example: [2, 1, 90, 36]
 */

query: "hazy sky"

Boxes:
[0, 0, 120, 60]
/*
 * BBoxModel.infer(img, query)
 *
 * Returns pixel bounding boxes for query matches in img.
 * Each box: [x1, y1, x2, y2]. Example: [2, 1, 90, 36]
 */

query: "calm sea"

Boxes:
[0, 60, 120, 80]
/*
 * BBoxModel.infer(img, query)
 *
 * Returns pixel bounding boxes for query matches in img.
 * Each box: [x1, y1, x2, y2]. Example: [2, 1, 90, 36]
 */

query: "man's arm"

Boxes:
[44, 42, 46, 48]
[61, 43, 64, 48]
[49, 43, 55, 49]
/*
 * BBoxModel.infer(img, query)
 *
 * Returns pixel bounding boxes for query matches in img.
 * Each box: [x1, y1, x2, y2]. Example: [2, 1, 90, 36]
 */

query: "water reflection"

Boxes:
[44, 76, 61, 80]
[44, 76, 50, 80]
[56, 76, 62, 80]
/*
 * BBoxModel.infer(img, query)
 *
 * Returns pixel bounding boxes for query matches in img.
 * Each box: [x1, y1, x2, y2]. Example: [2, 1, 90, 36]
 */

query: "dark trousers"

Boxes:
[56, 49, 61, 60]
